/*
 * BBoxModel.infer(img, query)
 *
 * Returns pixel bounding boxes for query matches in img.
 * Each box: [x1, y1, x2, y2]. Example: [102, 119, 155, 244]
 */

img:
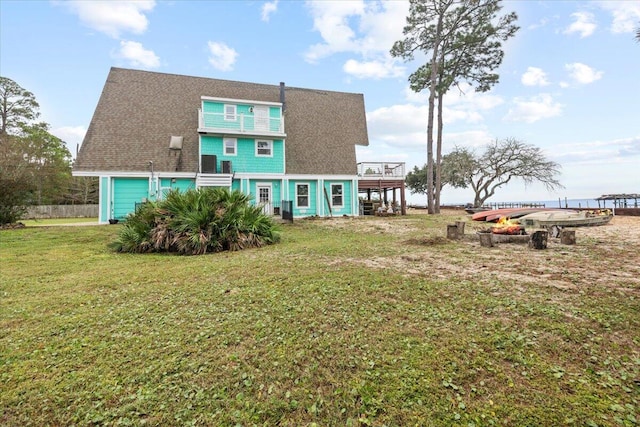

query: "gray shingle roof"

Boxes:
[74, 67, 369, 175]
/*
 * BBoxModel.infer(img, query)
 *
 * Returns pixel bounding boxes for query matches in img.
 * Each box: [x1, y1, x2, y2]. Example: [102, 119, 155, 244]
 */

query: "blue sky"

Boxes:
[1, 0, 639, 204]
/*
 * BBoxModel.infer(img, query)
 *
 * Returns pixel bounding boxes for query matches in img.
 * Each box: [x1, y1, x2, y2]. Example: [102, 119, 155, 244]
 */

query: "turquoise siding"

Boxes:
[323, 181, 353, 215]
[100, 176, 109, 222]
[231, 179, 241, 191]
[201, 135, 284, 173]
[202, 101, 281, 132]
[289, 180, 318, 217]
[160, 178, 195, 193]
[249, 180, 282, 205]
[112, 178, 149, 220]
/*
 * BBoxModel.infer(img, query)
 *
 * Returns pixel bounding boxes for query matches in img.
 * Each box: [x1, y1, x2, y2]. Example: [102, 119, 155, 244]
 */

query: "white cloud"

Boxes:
[565, 62, 603, 84]
[303, 0, 408, 79]
[505, 94, 563, 123]
[404, 83, 505, 112]
[261, 1, 278, 22]
[343, 59, 404, 79]
[207, 41, 238, 72]
[60, 0, 155, 38]
[116, 40, 160, 68]
[521, 67, 550, 87]
[564, 11, 596, 38]
[52, 125, 87, 152]
[597, 1, 640, 34]
[553, 136, 640, 164]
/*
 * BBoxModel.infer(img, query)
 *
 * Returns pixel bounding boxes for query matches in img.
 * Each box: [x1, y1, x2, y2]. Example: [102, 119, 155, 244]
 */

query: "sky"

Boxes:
[1, 0, 639, 205]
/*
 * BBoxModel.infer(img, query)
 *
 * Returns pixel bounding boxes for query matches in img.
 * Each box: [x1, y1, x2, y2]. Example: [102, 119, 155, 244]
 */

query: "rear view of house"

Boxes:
[73, 68, 369, 223]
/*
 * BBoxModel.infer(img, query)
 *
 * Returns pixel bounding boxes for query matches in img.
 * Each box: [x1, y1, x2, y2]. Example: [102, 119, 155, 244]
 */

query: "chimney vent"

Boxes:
[169, 136, 183, 150]
[279, 82, 286, 112]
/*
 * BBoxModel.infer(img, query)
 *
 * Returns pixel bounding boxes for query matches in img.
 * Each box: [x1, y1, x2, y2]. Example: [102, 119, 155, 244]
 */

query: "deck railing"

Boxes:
[198, 110, 284, 135]
[357, 162, 405, 179]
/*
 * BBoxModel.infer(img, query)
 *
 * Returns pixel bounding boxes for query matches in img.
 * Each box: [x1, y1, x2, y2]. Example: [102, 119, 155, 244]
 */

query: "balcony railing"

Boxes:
[357, 162, 405, 179]
[198, 110, 285, 136]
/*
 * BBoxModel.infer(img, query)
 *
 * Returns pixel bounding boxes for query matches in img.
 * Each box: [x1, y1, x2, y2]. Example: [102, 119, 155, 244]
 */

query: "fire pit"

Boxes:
[490, 217, 527, 235]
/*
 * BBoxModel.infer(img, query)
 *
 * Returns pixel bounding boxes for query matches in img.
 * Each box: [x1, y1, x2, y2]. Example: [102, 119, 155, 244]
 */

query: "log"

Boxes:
[455, 221, 466, 236]
[477, 232, 494, 247]
[529, 230, 548, 250]
[492, 234, 530, 244]
[560, 229, 576, 245]
[447, 224, 459, 240]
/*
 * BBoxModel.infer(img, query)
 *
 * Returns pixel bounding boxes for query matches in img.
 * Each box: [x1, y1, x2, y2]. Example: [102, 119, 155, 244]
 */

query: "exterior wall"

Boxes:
[323, 180, 353, 216]
[200, 135, 284, 174]
[201, 100, 281, 132]
[288, 180, 318, 217]
[249, 179, 282, 208]
[112, 178, 150, 220]
[160, 178, 195, 193]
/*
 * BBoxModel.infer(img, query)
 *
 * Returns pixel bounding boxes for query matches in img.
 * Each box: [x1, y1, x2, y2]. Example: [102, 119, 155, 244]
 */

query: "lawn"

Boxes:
[1, 211, 638, 426]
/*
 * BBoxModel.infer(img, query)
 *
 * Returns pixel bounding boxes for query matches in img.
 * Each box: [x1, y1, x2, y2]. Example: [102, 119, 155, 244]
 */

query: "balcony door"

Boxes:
[254, 105, 269, 132]
[256, 183, 272, 215]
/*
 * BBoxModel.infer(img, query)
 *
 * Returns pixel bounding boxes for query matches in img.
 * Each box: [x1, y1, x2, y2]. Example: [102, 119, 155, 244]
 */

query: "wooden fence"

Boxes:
[25, 205, 99, 219]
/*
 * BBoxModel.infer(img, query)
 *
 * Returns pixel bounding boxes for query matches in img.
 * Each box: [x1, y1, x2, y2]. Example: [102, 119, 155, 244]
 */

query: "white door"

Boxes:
[257, 184, 272, 215]
[254, 105, 269, 132]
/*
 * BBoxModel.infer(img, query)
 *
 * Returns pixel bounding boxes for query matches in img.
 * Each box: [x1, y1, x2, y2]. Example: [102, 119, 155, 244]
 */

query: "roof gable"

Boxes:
[74, 67, 369, 175]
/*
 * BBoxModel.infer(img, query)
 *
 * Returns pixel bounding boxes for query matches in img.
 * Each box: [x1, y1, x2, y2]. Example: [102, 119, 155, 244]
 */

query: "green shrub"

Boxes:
[110, 188, 280, 255]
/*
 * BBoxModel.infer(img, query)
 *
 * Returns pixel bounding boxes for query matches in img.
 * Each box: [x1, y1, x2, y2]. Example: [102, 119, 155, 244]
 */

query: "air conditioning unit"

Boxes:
[221, 160, 232, 174]
[201, 155, 217, 173]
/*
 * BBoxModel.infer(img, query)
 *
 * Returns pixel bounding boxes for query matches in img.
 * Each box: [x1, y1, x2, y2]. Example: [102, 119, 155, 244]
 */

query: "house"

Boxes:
[73, 67, 370, 223]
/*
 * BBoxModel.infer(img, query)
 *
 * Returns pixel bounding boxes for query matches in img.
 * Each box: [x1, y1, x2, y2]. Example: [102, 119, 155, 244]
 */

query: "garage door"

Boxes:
[113, 178, 149, 220]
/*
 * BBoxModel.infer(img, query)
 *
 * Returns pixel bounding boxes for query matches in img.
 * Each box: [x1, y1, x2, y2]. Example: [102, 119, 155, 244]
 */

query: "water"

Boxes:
[496, 198, 638, 209]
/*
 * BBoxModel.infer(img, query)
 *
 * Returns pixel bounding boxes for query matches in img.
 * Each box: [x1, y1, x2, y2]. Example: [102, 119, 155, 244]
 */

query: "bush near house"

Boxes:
[110, 188, 280, 255]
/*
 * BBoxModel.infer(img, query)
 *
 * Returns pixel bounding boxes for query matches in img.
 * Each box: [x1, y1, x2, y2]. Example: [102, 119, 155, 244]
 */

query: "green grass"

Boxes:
[1, 215, 638, 426]
[19, 217, 98, 226]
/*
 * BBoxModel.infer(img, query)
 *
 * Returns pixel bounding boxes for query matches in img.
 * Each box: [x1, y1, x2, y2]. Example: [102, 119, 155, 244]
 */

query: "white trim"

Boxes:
[295, 182, 310, 208]
[234, 172, 285, 180]
[201, 96, 282, 107]
[256, 182, 273, 215]
[223, 137, 237, 156]
[73, 170, 197, 179]
[255, 139, 273, 157]
[277, 173, 358, 180]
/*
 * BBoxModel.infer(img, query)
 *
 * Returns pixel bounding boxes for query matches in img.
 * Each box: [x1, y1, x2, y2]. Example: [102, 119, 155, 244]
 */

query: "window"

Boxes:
[224, 104, 236, 121]
[331, 184, 343, 207]
[296, 183, 309, 208]
[256, 140, 273, 157]
[223, 138, 237, 155]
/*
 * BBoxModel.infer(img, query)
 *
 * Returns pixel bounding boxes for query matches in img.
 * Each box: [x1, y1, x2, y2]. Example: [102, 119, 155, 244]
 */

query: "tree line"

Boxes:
[0, 77, 98, 225]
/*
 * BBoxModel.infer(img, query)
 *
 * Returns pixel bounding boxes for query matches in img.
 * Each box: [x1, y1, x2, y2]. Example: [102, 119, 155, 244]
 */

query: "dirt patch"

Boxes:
[312, 210, 640, 294]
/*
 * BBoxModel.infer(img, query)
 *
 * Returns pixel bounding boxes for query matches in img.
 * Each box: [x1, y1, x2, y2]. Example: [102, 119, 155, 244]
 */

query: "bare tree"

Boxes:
[443, 138, 563, 207]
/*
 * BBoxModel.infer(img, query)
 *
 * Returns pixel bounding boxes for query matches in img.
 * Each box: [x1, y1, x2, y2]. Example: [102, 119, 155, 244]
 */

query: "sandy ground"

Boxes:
[316, 209, 640, 293]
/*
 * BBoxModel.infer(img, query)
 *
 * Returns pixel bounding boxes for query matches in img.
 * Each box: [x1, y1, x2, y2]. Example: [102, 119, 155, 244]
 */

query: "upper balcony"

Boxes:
[198, 109, 286, 138]
[357, 162, 405, 180]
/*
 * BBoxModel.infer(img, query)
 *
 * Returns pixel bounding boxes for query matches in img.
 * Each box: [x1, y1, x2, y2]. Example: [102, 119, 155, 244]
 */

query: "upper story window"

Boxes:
[224, 138, 237, 155]
[296, 183, 309, 208]
[331, 184, 343, 207]
[224, 104, 236, 121]
[256, 140, 273, 157]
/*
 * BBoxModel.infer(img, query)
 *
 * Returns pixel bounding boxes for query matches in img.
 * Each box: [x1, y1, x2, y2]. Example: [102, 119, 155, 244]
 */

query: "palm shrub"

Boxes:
[110, 188, 280, 255]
